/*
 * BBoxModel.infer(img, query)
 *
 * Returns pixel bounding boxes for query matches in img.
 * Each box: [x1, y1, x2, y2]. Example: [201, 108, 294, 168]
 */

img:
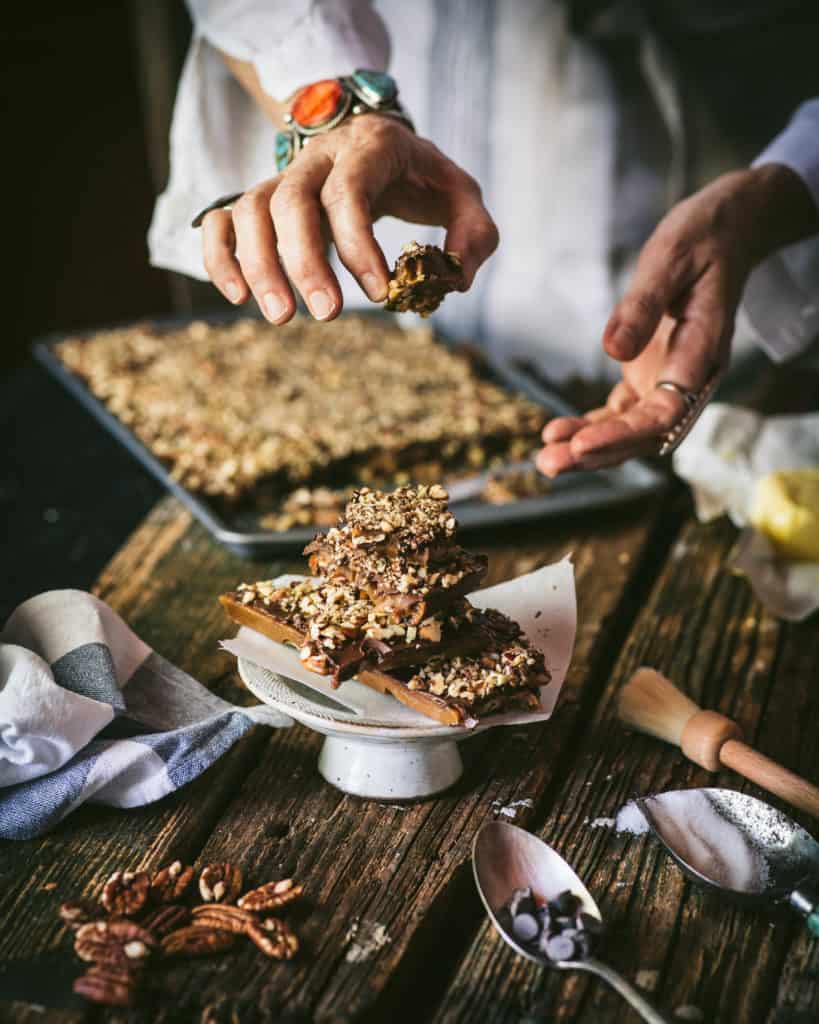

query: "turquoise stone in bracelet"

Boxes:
[350, 69, 397, 108]
[275, 130, 295, 172]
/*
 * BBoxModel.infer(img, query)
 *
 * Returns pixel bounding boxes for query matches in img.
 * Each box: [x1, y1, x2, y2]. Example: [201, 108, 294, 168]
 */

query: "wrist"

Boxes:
[276, 70, 413, 171]
[743, 164, 819, 264]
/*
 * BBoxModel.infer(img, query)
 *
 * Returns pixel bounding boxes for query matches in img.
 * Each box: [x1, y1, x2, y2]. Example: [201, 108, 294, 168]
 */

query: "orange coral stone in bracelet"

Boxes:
[291, 79, 344, 129]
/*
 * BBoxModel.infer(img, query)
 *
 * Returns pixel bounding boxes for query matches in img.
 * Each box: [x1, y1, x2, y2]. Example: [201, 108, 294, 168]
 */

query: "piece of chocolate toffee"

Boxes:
[385, 242, 464, 316]
[221, 485, 550, 726]
[303, 485, 488, 623]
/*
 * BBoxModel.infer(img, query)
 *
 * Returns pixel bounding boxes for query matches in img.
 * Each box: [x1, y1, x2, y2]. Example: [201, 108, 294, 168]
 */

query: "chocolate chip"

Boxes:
[545, 934, 577, 962]
[550, 890, 580, 917]
[578, 912, 603, 935]
[509, 887, 533, 917]
[512, 913, 540, 943]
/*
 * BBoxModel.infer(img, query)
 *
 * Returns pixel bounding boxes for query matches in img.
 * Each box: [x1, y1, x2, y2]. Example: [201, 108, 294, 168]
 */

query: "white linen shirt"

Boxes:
[149, 0, 819, 382]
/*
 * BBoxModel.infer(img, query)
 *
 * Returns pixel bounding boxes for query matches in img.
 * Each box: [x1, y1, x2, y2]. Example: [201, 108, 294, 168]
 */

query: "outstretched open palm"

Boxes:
[537, 165, 817, 476]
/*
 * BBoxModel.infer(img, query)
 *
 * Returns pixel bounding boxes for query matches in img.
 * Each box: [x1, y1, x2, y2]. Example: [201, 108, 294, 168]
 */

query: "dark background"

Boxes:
[0, 2, 227, 621]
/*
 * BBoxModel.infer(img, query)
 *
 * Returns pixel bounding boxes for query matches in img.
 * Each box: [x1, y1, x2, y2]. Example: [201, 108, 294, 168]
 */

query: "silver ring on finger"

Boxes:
[656, 374, 721, 457]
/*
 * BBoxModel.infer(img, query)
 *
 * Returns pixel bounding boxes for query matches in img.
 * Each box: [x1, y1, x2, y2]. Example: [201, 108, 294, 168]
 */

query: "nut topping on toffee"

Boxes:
[221, 485, 549, 724]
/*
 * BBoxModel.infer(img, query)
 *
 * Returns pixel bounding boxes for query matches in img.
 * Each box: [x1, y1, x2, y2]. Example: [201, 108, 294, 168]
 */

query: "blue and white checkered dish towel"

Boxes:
[0, 590, 291, 840]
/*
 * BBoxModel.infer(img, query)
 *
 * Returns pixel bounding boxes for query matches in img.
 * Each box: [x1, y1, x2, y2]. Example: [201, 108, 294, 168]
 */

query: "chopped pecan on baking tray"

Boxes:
[198, 862, 243, 904]
[150, 860, 195, 904]
[139, 903, 191, 938]
[191, 903, 257, 935]
[385, 242, 464, 316]
[72, 963, 139, 1007]
[101, 869, 151, 917]
[247, 917, 300, 960]
[237, 878, 304, 913]
[161, 925, 237, 958]
[74, 919, 156, 966]
[58, 898, 100, 930]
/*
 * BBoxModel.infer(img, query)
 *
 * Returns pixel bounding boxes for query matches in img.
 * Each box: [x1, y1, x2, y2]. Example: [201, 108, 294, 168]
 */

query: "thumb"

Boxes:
[604, 228, 696, 362]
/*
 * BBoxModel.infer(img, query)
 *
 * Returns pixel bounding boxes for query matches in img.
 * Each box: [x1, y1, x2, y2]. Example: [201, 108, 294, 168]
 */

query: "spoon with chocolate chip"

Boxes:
[473, 822, 671, 1023]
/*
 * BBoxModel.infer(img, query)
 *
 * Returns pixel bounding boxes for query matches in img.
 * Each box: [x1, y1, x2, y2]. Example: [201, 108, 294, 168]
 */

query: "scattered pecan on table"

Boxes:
[54, 860, 306, 1007]
[151, 859, 195, 903]
[73, 963, 140, 1008]
[74, 919, 156, 966]
[160, 925, 238, 958]
[198, 862, 243, 904]
[238, 878, 304, 912]
[101, 869, 151, 916]
[58, 898, 100, 930]
[140, 903, 191, 937]
[247, 917, 299, 960]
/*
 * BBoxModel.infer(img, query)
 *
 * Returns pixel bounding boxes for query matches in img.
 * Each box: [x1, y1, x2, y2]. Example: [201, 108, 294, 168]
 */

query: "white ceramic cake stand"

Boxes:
[237, 656, 485, 800]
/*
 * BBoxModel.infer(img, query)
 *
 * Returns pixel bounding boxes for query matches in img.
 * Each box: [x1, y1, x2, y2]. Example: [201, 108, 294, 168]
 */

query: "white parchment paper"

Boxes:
[673, 403, 819, 621]
[220, 558, 576, 730]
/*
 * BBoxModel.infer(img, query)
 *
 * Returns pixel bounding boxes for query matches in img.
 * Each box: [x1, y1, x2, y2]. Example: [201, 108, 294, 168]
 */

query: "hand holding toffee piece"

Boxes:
[385, 242, 465, 316]
[220, 485, 550, 725]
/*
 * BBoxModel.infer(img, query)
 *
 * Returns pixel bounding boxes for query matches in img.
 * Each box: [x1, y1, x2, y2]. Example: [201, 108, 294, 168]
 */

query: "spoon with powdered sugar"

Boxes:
[636, 788, 819, 934]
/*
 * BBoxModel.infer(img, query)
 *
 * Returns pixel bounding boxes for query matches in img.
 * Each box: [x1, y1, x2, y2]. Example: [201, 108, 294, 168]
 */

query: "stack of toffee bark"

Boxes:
[220, 485, 549, 725]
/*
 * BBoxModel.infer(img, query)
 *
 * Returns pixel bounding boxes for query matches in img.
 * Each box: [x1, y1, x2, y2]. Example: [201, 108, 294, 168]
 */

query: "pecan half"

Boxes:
[237, 878, 303, 913]
[73, 964, 138, 1007]
[74, 920, 156, 966]
[150, 860, 194, 904]
[191, 904, 256, 935]
[59, 898, 99, 930]
[198, 863, 243, 904]
[247, 918, 299, 960]
[161, 925, 237, 958]
[139, 904, 191, 938]
[101, 870, 151, 917]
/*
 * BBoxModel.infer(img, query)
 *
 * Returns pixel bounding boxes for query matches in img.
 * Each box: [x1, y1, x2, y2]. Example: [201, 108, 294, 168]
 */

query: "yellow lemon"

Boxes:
[749, 468, 819, 561]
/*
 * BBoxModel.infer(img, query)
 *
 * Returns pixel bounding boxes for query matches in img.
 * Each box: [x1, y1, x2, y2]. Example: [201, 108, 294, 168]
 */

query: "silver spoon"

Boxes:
[637, 788, 819, 934]
[473, 821, 670, 1023]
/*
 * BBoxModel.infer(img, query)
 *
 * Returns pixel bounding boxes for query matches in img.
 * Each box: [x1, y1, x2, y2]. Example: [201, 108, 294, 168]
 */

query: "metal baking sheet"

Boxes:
[34, 313, 667, 557]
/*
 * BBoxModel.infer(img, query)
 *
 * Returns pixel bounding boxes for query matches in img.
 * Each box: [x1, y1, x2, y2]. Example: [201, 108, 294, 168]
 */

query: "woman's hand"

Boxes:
[537, 165, 819, 476]
[201, 115, 498, 323]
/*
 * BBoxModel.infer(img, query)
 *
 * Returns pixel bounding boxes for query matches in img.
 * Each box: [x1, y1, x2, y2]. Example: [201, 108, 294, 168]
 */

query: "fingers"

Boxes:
[201, 209, 249, 305]
[542, 416, 587, 444]
[270, 155, 343, 320]
[232, 186, 296, 324]
[603, 228, 697, 362]
[443, 179, 499, 288]
[536, 442, 577, 478]
[320, 164, 390, 302]
[660, 279, 731, 391]
[568, 389, 684, 460]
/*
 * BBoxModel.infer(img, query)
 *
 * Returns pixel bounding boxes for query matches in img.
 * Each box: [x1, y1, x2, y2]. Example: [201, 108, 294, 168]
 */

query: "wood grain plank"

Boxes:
[430, 517, 819, 1024]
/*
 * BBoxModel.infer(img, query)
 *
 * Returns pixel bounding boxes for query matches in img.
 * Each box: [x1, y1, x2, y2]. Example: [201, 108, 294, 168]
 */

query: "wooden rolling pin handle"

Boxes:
[719, 740, 819, 820]
[681, 710, 742, 772]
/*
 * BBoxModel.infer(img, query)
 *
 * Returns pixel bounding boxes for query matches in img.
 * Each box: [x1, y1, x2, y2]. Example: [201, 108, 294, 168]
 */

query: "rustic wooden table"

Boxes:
[3, 349, 819, 1023]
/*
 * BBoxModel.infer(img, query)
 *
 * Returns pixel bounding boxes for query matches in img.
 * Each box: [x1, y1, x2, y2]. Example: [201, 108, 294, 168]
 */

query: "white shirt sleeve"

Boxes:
[148, 0, 389, 280]
[742, 99, 819, 363]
